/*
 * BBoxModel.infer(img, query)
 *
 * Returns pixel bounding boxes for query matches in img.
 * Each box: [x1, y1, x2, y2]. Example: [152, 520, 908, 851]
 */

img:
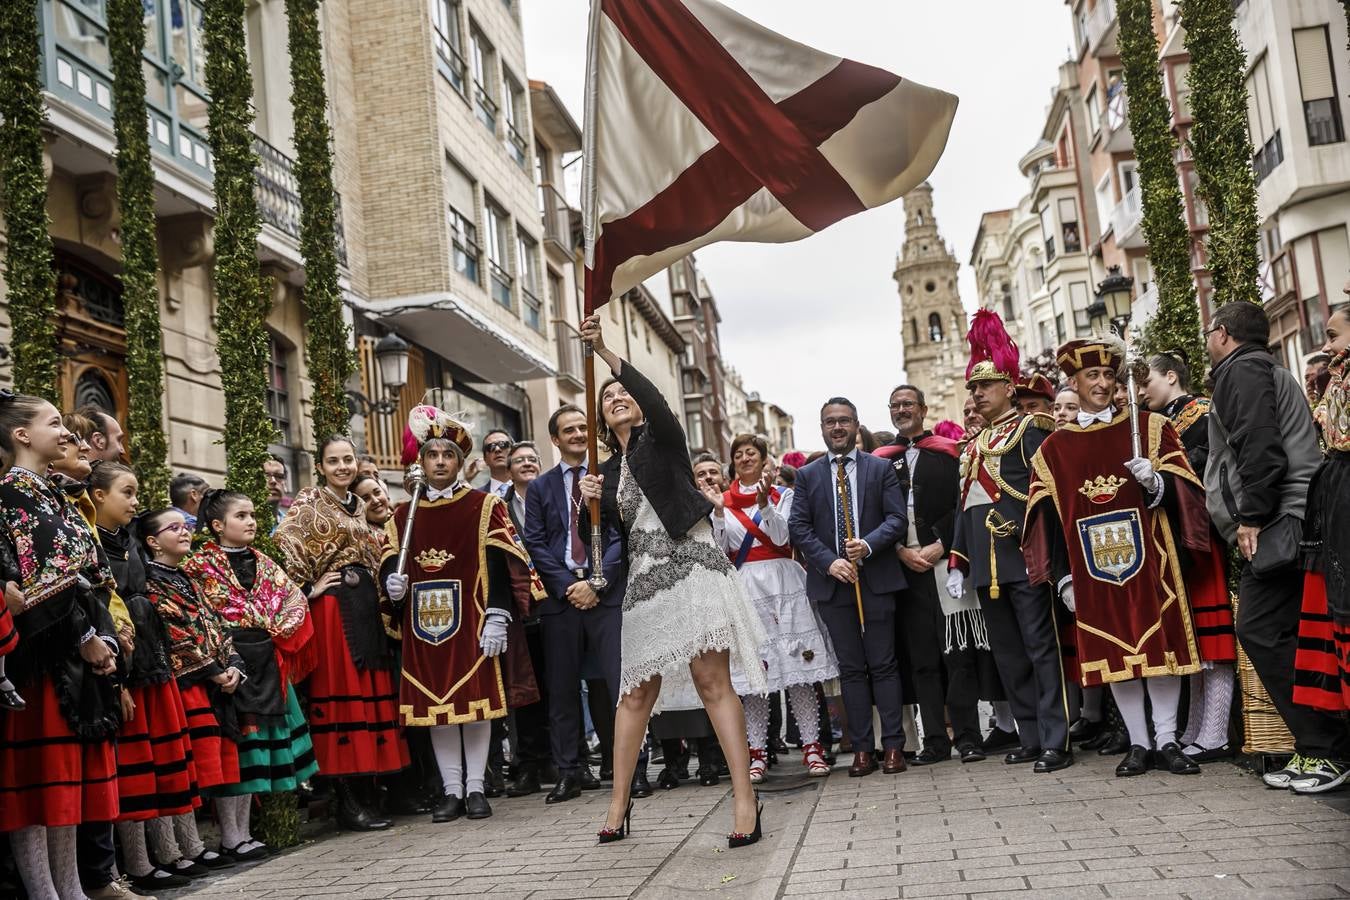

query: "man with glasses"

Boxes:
[478, 430, 516, 497]
[788, 397, 909, 777]
[263, 456, 290, 531]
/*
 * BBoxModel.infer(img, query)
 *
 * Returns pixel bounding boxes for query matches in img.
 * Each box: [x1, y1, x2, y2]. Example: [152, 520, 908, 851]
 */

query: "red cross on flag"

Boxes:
[581, 0, 959, 311]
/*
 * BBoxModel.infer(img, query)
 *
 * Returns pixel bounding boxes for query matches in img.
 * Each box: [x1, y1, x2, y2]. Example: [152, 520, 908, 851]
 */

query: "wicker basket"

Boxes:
[1235, 596, 1295, 755]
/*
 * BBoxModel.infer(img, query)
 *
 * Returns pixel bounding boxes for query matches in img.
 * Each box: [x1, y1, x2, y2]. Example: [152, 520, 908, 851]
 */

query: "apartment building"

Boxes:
[670, 255, 732, 457]
[746, 394, 796, 457]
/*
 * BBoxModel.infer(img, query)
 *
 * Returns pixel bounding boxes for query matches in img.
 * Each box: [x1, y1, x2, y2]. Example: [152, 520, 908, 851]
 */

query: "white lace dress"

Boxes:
[711, 483, 839, 695]
[617, 456, 767, 711]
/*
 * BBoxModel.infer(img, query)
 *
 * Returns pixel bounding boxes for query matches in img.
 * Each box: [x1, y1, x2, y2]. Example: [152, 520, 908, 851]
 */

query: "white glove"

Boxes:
[945, 568, 965, 600]
[1061, 584, 1076, 613]
[385, 573, 408, 602]
[1124, 457, 1162, 495]
[479, 613, 509, 657]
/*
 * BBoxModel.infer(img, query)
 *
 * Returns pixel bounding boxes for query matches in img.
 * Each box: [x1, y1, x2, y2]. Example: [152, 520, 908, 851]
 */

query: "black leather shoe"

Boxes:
[431, 794, 465, 822]
[1069, 718, 1103, 745]
[1033, 749, 1074, 773]
[578, 767, 602, 791]
[129, 868, 192, 891]
[505, 769, 541, 797]
[630, 772, 654, 798]
[335, 779, 392, 831]
[599, 765, 614, 782]
[1080, 727, 1113, 751]
[1157, 742, 1200, 775]
[657, 768, 680, 790]
[982, 726, 1021, 752]
[958, 744, 986, 763]
[484, 767, 505, 798]
[1185, 743, 1233, 763]
[1004, 746, 1041, 765]
[1115, 745, 1151, 777]
[545, 774, 582, 804]
[912, 747, 951, 766]
[464, 791, 492, 819]
[190, 850, 235, 870]
[1096, 730, 1131, 756]
[0, 686, 25, 711]
[698, 768, 721, 786]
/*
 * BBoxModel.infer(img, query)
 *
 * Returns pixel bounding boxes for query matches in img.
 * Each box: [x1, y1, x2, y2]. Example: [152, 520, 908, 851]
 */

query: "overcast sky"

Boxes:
[522, 0, 1075, 440]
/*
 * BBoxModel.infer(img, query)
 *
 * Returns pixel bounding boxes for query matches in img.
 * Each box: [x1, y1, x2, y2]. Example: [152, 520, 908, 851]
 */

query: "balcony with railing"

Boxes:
[505, 121, 528, 169]
[553, 319, 584, 387]
[1253, 131, 1283, 184]
[1110, 184, 1144, 249]
[252, 135, 349, 266]
[433, 29, 468, 97]
[539, 184, 575, 256]
[475, 83, 499, 132]
[488, 261, 513, 308]
[1085, 0, 1119, 55]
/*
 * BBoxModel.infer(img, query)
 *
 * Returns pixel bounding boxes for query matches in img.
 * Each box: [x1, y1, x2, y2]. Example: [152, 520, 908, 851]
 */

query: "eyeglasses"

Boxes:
[484, 440, 512, 453]
[821, 417, 856, 428]
[1203, 325, 1225, 337]
[510, 455, 540, 466]
[888, 400, 919, 411]
[155, 521, 190, 536]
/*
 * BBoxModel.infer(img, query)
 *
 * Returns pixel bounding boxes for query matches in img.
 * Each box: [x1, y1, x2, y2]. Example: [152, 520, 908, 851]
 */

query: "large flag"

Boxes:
[582, 0, 959, 310]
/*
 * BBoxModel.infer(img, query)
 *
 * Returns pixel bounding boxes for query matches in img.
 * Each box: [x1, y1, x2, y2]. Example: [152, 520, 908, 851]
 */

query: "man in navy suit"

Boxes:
[522, 405, 626, 804]
[789, 397, 910, 777]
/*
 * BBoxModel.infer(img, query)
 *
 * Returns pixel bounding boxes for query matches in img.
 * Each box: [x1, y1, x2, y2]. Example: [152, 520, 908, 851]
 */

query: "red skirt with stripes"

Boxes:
[0, 606, 17, 657]
[1293, 570, 1350, 713]
[0, 676, 118, 829]
[303, 593, 408, 777]
[1186, 540, 1237, 663]
[115, 680, 201, 821]
[178, 682, 240, 792]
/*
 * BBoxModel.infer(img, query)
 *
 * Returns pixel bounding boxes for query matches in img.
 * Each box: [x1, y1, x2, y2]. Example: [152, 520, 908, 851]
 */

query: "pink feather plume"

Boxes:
[965, 309, 1020, 380]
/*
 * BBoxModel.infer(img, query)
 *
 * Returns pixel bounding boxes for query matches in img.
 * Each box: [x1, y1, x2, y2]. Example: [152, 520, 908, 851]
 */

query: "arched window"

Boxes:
[928, 312, 943, 342]
[908, 317, 919, 345]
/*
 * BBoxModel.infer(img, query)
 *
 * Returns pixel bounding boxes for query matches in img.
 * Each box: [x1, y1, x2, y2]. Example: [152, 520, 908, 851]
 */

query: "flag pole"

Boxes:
[580, 0, 607, 593]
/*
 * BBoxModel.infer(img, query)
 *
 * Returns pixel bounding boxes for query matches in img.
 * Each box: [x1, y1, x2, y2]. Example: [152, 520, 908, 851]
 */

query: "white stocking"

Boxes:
[742, 694, 769, 752]
[462, 720, 491, 796]
[1110, 680, 1150, 747]
[173, 810, 206, 859]
[0, 655, 12, 691]
[216, 795, 251, 850]
[10, 826, 58, 900]
[1180, 674, 1203, 746]
[429, 724, 465, 798]
[992, 700, 1016, 733]
[1146, 675, 1182, 748]
[45, 825, 86, 900]
[1191, 664, 1235, 752]
[786, 684, 820, 746]
[115, 822, 154, 878]
[145, 817, 181, 866]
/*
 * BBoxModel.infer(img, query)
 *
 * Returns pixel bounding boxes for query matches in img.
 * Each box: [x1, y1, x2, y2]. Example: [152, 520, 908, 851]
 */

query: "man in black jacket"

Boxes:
[880, 386, 984, 764]
[1205, 301, 1350, 792]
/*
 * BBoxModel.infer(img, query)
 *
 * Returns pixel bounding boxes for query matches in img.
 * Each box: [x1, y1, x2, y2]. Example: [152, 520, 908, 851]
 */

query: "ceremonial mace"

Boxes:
[395, 463, 428, 580]
[1119, 323, 1143, 460]
[838, 482, 865, 633]
[582, 341, 608, 594]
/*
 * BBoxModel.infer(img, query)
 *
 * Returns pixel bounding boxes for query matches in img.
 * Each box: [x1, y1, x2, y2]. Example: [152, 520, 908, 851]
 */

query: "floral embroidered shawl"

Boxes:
[145, 560, 237, 680]
[273, 486, 382, 587]
[0, 467, 101, 608]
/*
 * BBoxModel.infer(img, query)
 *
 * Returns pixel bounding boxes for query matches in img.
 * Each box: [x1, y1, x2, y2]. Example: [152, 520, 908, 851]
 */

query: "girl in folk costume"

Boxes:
[183, 491, 320, 837]
[1294, 303, 1350, 793]
[1140, 352, 1238, 761]
[382, 404, 543, 824]
[91, 464, 216, 893]
[274, 436, 406, 831]
[140, 508, 256, 866]
[0, 393, 120, 900]
[705, 433, 837, 782]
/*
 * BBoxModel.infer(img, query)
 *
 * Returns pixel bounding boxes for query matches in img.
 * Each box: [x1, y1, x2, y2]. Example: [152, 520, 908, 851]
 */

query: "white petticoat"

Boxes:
[729, 557, 838, 695]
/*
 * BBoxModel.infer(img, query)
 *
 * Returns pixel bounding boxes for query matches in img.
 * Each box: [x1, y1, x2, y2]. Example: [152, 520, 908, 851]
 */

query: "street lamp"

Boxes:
[345, 332, 410, 418]
[1087, 265, 1135, 336]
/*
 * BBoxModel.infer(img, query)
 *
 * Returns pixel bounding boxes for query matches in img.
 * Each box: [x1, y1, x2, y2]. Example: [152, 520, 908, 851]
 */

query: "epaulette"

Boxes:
[1027, 412, 1056, 433]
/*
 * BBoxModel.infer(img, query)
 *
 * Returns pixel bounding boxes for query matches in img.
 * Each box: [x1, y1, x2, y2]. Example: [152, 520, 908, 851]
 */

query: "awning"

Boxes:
[355, 293, 556, 383]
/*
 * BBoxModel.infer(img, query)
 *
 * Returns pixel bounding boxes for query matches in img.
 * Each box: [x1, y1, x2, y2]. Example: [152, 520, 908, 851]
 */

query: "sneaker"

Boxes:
[1262, 753, 1306, 789]
[1289, 759, 1349, 795]
[90, 877, 153, 900]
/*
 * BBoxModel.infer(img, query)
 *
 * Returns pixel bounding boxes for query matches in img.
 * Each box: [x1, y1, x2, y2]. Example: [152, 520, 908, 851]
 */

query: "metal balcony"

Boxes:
[253, 134, 349, 267]
[539, 183, 575, 256]
[1110, 184, 1145, 249]
[553, 319, 584, 388]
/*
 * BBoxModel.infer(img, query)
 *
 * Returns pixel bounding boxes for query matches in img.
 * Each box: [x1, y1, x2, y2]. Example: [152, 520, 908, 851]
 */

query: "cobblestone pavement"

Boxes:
[178, 753, 1350, 899]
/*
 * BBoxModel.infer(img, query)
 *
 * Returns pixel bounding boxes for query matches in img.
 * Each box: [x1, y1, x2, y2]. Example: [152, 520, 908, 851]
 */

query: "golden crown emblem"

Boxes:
[414, 548, 455, 573]
[1079, 474, 1126, 504]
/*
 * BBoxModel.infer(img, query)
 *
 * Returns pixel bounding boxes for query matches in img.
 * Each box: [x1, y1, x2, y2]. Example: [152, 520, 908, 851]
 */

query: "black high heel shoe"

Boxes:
[597, 800, 633, 844]
[727, 800, 764, 849]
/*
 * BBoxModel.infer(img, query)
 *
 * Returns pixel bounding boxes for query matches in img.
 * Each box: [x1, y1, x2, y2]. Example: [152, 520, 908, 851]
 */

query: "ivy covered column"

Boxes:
[108, 0, 171, 504]
[0, 2, 58, 400]
[1118, 0, 1204, 370]
[203, 0, 276, 534]
[287, 0, 354, 447]
[1180, 0, 1259, 309]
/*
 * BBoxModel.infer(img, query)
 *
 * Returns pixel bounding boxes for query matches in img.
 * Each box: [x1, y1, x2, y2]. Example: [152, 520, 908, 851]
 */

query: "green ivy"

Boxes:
[0, 2, 58, 400]
[286, 0, 353, 450]
[1118, 0, 1205, 375]
[108, 0, 171, 506]
[203, 0, 276, 537]
[1180, 0, 1259, 309]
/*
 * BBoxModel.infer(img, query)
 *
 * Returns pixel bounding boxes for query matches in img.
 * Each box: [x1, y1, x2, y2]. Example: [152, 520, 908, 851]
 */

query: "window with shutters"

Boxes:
[1244, 54, 1283, 182]
[1039, 204, 1057, 262]
[485, 196, 513, 308]
[1292, 26, 1343, 146]
[445, 155, 481, 285]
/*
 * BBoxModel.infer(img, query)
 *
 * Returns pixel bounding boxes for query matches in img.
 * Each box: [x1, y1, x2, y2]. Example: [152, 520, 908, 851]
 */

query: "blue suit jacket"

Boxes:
[788, 451, 909, 601]
[522, 463, 625, 615]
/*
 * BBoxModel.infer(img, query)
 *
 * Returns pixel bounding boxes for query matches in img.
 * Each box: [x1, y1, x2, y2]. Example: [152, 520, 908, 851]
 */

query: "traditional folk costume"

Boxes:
[1160, 394, 1238, 759]
[1024, 339, 1225, 777]
[949, 311, 1071, 766]
[274, 486, 408, 783]
[1295, 348, 1350, 712]
[382, 405, 543, 817]
[0, 466, 120, 900]
[712, 480, 837, 778]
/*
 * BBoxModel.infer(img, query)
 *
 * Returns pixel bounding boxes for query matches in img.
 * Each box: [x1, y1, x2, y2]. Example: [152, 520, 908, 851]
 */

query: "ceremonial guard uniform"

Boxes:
[382, 404, 543, 822]
[1024, 339, 1222, 776]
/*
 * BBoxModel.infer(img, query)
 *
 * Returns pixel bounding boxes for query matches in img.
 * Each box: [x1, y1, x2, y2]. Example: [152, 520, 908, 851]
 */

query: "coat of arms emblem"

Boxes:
[1076, 509, 1145, 585]
[411, 580, 462, 645]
